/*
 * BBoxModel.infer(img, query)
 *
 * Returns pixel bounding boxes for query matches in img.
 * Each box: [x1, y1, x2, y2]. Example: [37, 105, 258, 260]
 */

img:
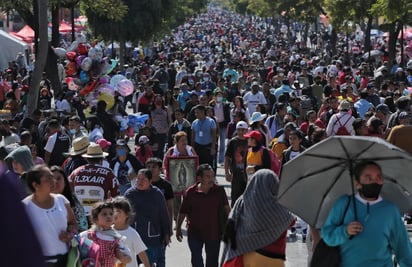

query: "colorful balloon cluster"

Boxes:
[116, 113, 149, 137]
[53, 40, 135, 112]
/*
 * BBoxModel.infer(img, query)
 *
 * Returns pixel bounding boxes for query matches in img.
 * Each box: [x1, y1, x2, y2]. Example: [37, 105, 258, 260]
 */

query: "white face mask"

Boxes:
[216, 96, 223, 102]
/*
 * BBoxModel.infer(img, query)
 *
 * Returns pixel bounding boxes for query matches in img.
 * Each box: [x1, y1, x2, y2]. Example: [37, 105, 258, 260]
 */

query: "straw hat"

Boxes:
[68, 136, 90, 156]
[82, 142, 108, 158]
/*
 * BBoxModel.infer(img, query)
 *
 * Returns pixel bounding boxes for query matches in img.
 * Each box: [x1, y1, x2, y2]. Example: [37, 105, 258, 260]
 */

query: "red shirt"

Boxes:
[180, 183, 228, 240]
[69, 164, 119, 215]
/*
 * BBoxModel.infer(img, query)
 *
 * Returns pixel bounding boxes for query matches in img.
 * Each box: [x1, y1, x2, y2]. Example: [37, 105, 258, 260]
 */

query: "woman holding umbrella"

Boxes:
[321, 161, 412, 266]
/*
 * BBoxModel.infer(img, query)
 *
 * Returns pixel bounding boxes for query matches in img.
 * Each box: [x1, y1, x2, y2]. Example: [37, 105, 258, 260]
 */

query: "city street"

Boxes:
[164, 165, 309, 267]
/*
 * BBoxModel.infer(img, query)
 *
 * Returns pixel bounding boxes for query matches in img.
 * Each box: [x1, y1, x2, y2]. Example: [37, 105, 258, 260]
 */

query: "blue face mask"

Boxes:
[117, 148, 127, 157]
[69, 129, 77, 135]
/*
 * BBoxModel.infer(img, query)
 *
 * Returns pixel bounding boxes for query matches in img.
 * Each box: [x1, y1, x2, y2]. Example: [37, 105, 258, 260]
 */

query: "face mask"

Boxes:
[216, 96, 223, 102]
[117, 148, 127, 157]
[359, 183, 382, 199]
[203, 77, 210, 82]
[69, 129, 77, 135]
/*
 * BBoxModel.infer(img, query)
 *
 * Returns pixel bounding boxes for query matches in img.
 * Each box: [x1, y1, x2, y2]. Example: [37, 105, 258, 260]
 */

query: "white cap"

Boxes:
[236, 121, 248, 129]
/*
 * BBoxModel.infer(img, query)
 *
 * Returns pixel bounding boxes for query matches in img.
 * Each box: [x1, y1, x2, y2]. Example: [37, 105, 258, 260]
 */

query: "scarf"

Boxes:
[223, 169, 293, 261]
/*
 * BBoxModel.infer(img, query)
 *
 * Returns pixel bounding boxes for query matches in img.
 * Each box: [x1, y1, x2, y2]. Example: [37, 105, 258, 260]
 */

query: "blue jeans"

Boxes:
[188, 232, 220, 267]
[218, 126, 226, 163]
[146, 245, 165, 267]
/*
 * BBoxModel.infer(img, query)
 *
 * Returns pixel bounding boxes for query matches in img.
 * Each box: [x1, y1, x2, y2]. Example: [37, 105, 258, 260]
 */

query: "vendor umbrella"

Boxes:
[278, 136, 412, 229]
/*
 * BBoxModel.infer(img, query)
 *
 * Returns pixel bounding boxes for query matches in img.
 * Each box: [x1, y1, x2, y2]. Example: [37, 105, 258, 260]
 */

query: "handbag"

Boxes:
[310, 196, 351, 267]
[66, 239, 82, 267]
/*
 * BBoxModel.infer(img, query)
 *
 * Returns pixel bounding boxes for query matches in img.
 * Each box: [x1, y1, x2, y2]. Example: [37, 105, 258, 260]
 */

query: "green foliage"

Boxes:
[84, 0, 207, 43]
[371, 0, 412, 25]
[230, 0, 326, 23]
[81, 0, 128, 21]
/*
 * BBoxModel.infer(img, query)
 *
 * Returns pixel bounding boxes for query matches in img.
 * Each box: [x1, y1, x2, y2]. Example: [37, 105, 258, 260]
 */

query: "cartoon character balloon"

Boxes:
[117, 79, 134, 97]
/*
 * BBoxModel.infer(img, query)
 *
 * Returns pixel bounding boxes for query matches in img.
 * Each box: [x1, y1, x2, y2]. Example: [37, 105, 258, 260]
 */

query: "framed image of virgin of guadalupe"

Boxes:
[168, 156, 198, 194]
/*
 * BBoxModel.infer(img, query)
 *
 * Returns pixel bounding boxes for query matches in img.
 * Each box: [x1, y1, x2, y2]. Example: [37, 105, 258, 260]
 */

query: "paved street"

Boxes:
[124, 107, 309, 266]
[164, 165, 309, 267]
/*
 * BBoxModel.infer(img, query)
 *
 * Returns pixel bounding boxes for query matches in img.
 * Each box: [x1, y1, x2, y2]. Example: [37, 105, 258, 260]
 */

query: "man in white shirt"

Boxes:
[243, 81, 267, 116]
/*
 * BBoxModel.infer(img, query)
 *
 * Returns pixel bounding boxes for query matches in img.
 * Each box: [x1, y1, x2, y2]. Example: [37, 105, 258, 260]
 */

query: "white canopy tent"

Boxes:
[0, 29, 30, 71]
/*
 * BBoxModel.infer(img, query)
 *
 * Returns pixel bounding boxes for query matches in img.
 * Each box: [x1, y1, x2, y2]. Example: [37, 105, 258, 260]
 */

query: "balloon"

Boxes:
[53, 47, 67, 58]
[77, 43, 89, 55]
[96, 84, 115, 96]
[86, 90, 99, 107]
[79, 79, 98, 96]
[110, 74, 126, 88]
[75, 55, 86, 67]
[84, 107, 92, 118]
[106, 59, 118, 75]
[75, 32, 87, 43]
[81, 57, 92, 71]
[79, 71, 90, 84]
[65, 77, 79, 91]
[98, 93, 115, 110]
[99, 75, 110, 84]
[67, 41, 78, 52]
[65, 61, 77, 77]
[88, 47, 103, 61]
[66, 51, 77, 61]
[117, 79, 134, 97]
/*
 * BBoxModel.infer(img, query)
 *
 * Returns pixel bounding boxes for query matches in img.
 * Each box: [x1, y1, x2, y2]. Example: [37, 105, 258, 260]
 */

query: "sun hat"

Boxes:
[244, 130, 263, 142]
[68, 136, 90, 156]
[82, 142, 108, 158]
[338, 100, 351, 111]
[249, 112, 267, 125]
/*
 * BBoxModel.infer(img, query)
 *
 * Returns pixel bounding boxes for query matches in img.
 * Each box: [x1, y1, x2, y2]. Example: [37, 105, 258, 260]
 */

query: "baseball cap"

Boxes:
[236, 121, 248, 129]
[138, 135, 150, 145]
[96, 138, 112, 150]
[375, 104, 390, 114]
[244, 130, 263, 142]
[116, 139, 128, 147]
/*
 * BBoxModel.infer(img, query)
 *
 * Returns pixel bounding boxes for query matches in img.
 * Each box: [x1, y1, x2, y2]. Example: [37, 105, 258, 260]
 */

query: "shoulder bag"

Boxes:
[310, 196, 351, 267]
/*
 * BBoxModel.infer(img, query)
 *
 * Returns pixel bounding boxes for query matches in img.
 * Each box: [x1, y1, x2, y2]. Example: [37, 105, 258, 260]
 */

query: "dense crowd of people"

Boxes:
[2, 4, 412, 267]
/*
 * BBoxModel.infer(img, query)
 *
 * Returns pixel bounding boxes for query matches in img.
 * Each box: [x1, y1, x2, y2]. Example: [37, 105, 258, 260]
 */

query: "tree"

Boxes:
[26, 0, 48, 117]
[326, 0, 377, 58]
[371, 0, 412, 68]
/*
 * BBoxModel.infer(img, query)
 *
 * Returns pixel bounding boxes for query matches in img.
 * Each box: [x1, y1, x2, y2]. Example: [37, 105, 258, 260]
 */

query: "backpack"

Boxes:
[335, 115, 351, 136]
[265, 147, 281, 176]
[75, 231, 101, 267]
[249, 147, 281, 176]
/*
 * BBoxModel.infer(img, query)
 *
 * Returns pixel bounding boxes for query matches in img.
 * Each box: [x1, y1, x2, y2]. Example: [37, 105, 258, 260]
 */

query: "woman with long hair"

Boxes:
[50, 165, 88, 232]
[231, 96, 250, 122]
